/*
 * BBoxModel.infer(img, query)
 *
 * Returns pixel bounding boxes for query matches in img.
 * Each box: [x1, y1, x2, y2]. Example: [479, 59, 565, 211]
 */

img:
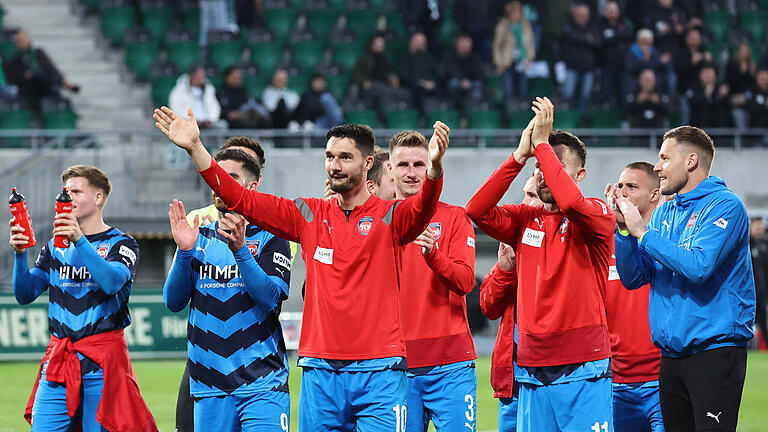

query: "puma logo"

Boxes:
[706, 411, 722, 424]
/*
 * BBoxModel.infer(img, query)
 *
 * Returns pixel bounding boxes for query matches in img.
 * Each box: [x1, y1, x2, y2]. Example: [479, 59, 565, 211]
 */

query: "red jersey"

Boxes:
[200, 159, 442, 360]
[466, 144, 615, 367]
[399, 202, 477, 368]
[605, 251, 660, 383]
[479, 263, 517, 398]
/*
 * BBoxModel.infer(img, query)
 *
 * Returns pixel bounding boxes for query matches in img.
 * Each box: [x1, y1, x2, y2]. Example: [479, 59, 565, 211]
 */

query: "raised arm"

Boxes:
[479, 244, 517, 320]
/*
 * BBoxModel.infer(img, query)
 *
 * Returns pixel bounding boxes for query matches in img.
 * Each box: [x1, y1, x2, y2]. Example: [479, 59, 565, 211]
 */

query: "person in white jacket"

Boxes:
[169, 65, 224, 129]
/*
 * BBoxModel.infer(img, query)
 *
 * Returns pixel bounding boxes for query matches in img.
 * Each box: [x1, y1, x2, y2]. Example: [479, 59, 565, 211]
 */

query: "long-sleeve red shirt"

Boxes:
[479, 263, 517, 398]
[605, 251, 660, 383]
[399, 202, 477, 368]
[200, 159, 442, 360]
[466, 144, 615, 367]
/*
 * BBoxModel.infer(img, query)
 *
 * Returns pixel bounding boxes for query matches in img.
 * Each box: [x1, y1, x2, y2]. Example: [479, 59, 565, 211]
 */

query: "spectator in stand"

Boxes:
[452, 0, 498, 61]
[726, 43, 758, 129]
[675, 27, 712, 124]
[685, 63, 731, 128]
[262, 69, 300, 129]
[0, 57, 19, 101]
[200, 0, 237, 46]
[627, 68, 669, 128]
[643, 0, 686, 68]
[3, 30, 80, 106]
[169, 64, 223, 129]
[350, 34, 404, 106]
[492, 1, 536, 100]
[626, 29, 670, 97]
[746, 68, 768, 128]
[397, 32, 440, 111]
[560, 3, 601, 114]
[442, 34, 485, 101]
[751, 217, 768, 348]
[292, 74, 345, 130]
[234, 0, 265, 29]
[597, 1, 634, 108]
[397, 0, 445, 55]
[217, 66, 271, 129]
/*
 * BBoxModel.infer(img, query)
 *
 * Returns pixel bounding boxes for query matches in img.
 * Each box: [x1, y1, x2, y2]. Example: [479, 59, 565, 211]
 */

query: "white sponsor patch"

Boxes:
[608, 265, 620, 281]
[467, 236, 475, 248]
[598, 200, 608, 215]
[119, 245, 137, 265]
[714, 218, 728, 229]
[521, 228, 545, 248]
[313, 246, 333, 265]
[273, 252, 291, 270]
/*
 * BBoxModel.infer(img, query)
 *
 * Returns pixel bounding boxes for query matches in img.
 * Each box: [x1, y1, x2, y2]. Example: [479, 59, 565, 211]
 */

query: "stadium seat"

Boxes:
[181, 4, 200, 36]
[485, 75, 505, 104]
[306, 9, 340, 40]
[290, 73, 311, 95]
[0, 31, 16, 60]
[345, 109, 379, 127]
[208, 33, 243, 70]
[426, 109, 461, 129]
[385, 12, 408, 39]
[506, 110, 533, 129]
[325, 74, 349, 98]
[438, 19, 457, 45]
[0, 109, 31, 147]
[100, 4, 136, 46]
[167, 39, 199, 73]
[739, 10, 767, 41]
[80, 0, 102, 14]
[333, 42, 364, 71]
[126, 40, 160, 81]
[555, 110, 581, 129]
[528, 77, 554, 97]
[44, 110, 78, 130]
[704, 10, 732, 42]
[589, 109, 624, 128]
[345, 10, 379, 40]
[469, 110, 501, 129]
[386, 109, 420, 129]
[250, 42, 284, 72]
[243, 73, 271, 98]
[151, 74, 178, 106]
[142, 3, 175, 42]
[291, 40, 325, 71]
[266, 9, 298, 42]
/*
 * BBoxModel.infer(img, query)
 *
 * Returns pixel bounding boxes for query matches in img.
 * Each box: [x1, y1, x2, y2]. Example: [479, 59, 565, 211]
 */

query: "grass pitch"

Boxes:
[1, 353, 766, 431]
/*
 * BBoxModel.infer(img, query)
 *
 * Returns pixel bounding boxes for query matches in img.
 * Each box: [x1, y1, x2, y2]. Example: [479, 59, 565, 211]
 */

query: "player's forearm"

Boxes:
[74, 236, 131, 295]
[427, 159, 443, 180]
[615, 232, 652, 289]
[163, 249, 193, 312]
[395, 175, 443, 244]
[233, 246, 285, 313]
[533, 143, 584, 210]
[187, 139, 213, 171]
[466, 153, 523, 234]
[425, 248, 475, 295]
[479, 264, 516, 320]
[12, 252, 47, 305]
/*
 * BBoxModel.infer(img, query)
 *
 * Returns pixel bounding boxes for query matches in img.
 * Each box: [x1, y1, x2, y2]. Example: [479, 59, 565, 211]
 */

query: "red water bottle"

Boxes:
[9, 187, 36, 249]
[53, 187, 73, 248]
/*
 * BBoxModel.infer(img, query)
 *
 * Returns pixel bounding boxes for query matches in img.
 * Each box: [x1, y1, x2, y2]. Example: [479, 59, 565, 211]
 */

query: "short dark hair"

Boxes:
[221, 136, 265, 168]
[62, 165, 112, 198]
[625, 161, 660, 188]
[188, 63, 205, 75]
[367, 151, 390, 185]
[388, 130, 428, 153]
[214, 148, 262, 181]
[327, 124, 375, 157]
[662, 125, 715, 170]
[549, 130, 587, 168]
[223, 65, 240, 78]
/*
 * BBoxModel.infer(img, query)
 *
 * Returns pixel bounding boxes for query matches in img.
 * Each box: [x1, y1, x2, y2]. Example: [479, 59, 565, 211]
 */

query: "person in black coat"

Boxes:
[293, 74, 345, 130]
[442, 34, 485, 101]
[560, 3, 601, 113]
[597, 1, 633, 108]
[745, 68, 768, 129]
[685, 63, 731, 128]
[217, 66, 271, 129]
[627, 68, 669, 128]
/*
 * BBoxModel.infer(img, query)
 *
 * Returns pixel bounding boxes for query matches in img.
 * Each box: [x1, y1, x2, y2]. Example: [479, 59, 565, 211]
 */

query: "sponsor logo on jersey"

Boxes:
[358, 216, 374, 236]
[273, 252, 291, 270]
[428, 222, 442, 239]
[314, 246, 333, 264]
[522, 228, 544, 248]
[119, 245, 137, 265]
[198, 264, 240, 280]
[467, 236, 475, 248]
[714, 218, 728, 229]
[59, 265, 91, 281]
[687, 213, 698, 228]
[96, 243, 109, 258]
[246, 239, 261, 256]
[608, 265, 620, 281]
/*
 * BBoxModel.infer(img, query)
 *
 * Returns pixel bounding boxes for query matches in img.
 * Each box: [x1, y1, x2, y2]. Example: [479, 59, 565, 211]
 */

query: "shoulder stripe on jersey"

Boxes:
[189, 348, 286, 393]
[188, 313, 281, 358]
[191, 291, 257, 322]
[382, 201, 401, 225]
[294, 198, 314, 223]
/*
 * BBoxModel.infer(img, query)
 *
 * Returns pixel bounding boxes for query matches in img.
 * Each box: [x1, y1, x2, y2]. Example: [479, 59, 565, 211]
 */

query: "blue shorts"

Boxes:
[405, 362, 477, 432]
[517, 377, 613, 432]
[31, 362, 106, 432]
[299, 367, 407, 432]
[613, 381, 664, 432]
[498, 396, 518, 432]
[194, 390, 289, 432]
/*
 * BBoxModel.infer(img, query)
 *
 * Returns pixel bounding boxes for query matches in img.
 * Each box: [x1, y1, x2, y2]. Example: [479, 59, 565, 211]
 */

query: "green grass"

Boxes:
[0, 353, 766, 431]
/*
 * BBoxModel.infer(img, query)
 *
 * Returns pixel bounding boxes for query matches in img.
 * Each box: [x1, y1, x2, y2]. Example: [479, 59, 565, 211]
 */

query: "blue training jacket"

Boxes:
[615, 176, 755, 357]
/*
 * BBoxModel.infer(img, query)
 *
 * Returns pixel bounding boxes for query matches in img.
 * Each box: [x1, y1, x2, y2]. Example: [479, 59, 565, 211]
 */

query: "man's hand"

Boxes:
[52, 213, 82, 243]
[497, 242, 516, 272]
[9, 218, 30, 254]
[414, 229, 436, 256]
[513, 116, 536, 164]
[615, 195, 647, 239]
[154, 106, 213, 171]
[218, 212, 247, 252]
[169, 199, 198, 251]
[427, 121, 450, 179]
[323, 179, 337, 200]
[604, 183, 627, 230]
[530, 97, 554, 147]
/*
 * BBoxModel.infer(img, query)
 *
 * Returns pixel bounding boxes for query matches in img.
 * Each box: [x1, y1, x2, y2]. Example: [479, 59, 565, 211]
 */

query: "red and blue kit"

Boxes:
[199, 158, 442, 361]
[399, 202, 477, 368]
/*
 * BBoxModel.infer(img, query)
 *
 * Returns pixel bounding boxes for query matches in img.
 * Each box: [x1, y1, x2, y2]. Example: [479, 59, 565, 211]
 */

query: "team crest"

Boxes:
[96, 244, 109, 258]
[559, 218, 569, 234]
[687, 213, 698, 228]
[358, 216, 374, 236]
[246, 239, 261, 256]
[428, 222, 442, 240]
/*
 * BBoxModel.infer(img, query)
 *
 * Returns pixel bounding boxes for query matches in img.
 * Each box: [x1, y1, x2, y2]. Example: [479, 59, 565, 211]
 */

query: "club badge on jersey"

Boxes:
[428, 222, 442, 240]
[247, 239, 261, 256]
[687, 213, 698, 228]
[97, 244, 109, 258]
[358, 216, 374, 236]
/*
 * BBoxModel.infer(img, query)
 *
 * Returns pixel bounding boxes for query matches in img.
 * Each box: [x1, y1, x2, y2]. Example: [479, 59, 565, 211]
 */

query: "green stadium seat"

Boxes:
[555, 110, 581, 129]
[386, 12, 408, 39]
[243, 74, 271, 97]
[485, 75, 504, 104]
[142, 7, 175, 42]
[589, 109, 624, 129]
[704, 10, 731, 42]
[384, 39, 406, 62]
[438, 19, 457, 45]
[333, 42, 363, 70]
[100, 6, 136, 46]
[266, 9, 298, 42]
[386, 109, 420, 129]
[506, 110, 533, 129]
[528, 77, 554, 97]
[290, 73, 311, 95]
[325, 74, 349, 98]
[426, 109, 461, 130]
[208, 39, 243, 70]
[182, 7, 201, 36]
[346, 109, 379, 127]
[151, 74, 178, 106]
[250, 42, 284, 73]
[44, 110, 78, 130]
[0, 109, 31, 147]
[0, 36, 16, 61]
[739, 11, 767, 41]
[345, 10, 379, 39]
[167, 40, 199, 73]
[469, 110, 501, 147]
[306, 9, 340, 40]
[126, 40, 159, 81]
[80, 0, 101, 14]
[291, 40, 325, 71]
